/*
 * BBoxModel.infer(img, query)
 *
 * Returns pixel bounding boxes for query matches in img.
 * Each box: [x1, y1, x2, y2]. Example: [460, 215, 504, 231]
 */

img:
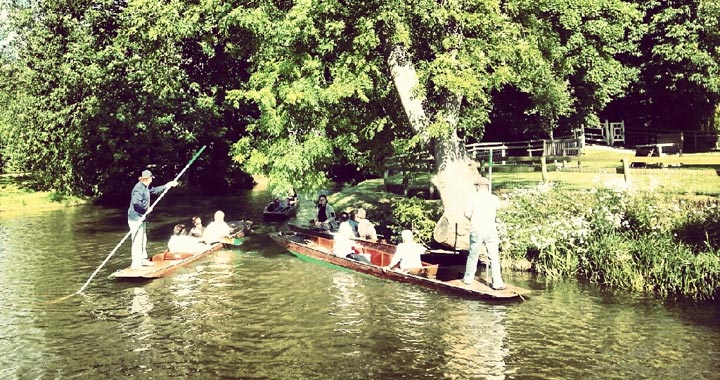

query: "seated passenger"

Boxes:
[356, 208, 378, 241]
[168, 224, 210, 254]
[203, 210, 231, 244]
[384, 230, 424, 272]
[228, 220, 252, 235]
[287, 192, 297, 207]
[267, 198, 281, 212]
[348, 210, 360, 237]
[188, 216, 204, 238]
[334, 212, 370, 263]
[312, 194, 337, 230]
[333, 212, 356, 257]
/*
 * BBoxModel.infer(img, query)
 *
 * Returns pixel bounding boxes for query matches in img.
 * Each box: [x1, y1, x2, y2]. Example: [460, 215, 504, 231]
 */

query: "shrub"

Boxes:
[499, 183, 720, 300]
[673, 200, 720, 252]
[390, 197, 442, 245]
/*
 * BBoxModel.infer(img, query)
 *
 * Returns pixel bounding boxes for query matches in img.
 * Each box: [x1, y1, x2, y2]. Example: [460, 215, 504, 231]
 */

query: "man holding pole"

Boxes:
[463, 176, 506, 290]
[128, 170, 178, 269]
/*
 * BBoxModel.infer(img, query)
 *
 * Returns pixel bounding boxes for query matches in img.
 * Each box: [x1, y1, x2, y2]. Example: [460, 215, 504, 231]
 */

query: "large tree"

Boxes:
[1, 0, 643, 233]
[1, 0, 254, 197]
[226, 0, 641, 247]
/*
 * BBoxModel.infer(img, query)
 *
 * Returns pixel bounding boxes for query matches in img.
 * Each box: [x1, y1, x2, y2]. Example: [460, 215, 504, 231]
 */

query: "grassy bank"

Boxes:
[0, 174, 87, 213]
[389, 145, 720, 197]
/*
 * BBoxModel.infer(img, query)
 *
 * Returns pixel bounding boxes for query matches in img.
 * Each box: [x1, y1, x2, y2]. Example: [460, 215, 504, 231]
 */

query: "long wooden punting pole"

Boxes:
[50, 146, 207, 303]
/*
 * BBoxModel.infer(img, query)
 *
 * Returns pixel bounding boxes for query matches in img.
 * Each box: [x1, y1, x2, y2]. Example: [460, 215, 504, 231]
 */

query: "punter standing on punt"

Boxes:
[463, 176, 506, 290]
[128, 170, 177, 269]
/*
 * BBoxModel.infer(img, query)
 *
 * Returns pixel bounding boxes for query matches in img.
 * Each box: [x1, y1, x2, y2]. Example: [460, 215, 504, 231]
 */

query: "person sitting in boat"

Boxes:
[384, 230, 424, 272]
[188, 216, 204, 238]
[334, 213, 370, 264]
[268, 198, 281, 212]
[356, 208, 378, 241]
[333, 212, 355, 256]
[168, 224, 210, 253]
[203, 210, 231, 244]
[347, 209, 360, 237]
[228, 220, 252, 235]
[287, 192, 297, 208]
[311, 194, 337, 230]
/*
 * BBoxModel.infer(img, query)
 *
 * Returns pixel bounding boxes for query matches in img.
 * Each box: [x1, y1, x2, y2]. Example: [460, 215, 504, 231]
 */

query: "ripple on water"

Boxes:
[2, 205, 720, 379]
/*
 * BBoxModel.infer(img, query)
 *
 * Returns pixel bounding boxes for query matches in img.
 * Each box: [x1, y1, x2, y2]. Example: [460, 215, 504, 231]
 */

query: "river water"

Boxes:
[1, 188, 719, 379]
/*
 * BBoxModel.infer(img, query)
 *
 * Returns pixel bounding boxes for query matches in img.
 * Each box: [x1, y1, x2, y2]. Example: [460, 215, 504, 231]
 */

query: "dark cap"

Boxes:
[140, 170, 154, 179]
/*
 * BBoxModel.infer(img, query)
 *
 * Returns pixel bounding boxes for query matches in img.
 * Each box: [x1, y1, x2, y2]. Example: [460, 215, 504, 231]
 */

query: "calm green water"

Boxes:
[1, 189, 719, 379]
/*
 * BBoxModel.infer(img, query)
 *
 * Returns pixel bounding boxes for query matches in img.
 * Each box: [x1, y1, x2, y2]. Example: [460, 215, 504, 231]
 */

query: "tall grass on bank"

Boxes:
[499, 183, 720, 300]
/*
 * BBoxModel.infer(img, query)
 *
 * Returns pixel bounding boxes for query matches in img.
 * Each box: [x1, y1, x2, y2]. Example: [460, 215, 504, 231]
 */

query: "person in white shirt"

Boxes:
[333, 212, 356, 257]
[203, 210, 231, 244]
[167, 224, 210, 254]
[385, 230, 424, 272]
[356, 208, 378, 241]
[463, 176, 506, 290]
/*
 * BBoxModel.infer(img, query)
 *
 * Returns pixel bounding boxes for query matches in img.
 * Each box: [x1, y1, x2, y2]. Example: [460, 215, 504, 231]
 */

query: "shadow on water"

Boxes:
[1, 187, 720, 379]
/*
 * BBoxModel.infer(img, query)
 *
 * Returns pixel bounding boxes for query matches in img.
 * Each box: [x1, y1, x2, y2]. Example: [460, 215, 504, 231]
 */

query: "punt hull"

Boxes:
[110, 232, 245, 280]
[270, 230, 529, 301]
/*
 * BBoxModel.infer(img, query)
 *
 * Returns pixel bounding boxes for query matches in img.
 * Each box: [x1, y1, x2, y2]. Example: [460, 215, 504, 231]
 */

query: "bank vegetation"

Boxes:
[331, 147, 720, 302]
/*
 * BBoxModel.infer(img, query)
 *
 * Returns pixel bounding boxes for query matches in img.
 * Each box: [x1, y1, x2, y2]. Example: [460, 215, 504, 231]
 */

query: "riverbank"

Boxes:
[4, 145, 720, 301]
[0, 174, 87, 213]
[323, 148, 720, 301]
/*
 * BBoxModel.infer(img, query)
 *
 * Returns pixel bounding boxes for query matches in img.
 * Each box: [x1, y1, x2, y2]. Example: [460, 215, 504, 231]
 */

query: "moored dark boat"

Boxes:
[110, 229, 247, 280]
[263, 197, 299, 220]
[270, 229, 529, 301]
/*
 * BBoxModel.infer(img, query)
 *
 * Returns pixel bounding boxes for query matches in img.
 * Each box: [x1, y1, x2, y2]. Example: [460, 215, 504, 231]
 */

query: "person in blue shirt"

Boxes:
[127, 170, 177, 269]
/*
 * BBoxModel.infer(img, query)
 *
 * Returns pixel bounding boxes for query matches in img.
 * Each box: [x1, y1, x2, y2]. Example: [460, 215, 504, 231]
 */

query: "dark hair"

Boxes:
[173, 224, 187, 235]
[340, 212, 349, 222]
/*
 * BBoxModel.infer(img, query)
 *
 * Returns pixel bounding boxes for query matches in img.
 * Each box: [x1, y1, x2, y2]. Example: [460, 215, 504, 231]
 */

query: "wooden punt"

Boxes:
[110, 229, 248, 280]
[270, 228, 530, 301]
[263, 199, 299, 220]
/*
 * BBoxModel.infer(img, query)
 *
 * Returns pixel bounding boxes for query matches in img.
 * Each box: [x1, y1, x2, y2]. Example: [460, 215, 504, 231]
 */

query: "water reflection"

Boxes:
[129, 287, 154, 315]
[441, 302, 508, 379]
[1, 192, 720, 379]
[328, 271, 369, 359]
[127, 287, 155, 352]
[385, 286, 431, 344]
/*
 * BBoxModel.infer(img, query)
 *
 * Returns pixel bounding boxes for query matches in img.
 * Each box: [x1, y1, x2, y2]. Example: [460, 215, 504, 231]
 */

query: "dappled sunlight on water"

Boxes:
[1, 191, 719, 379]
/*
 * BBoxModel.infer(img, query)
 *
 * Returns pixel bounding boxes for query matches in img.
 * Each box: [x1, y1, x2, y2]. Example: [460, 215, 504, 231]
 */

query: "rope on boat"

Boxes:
[72, 146, 207, 297]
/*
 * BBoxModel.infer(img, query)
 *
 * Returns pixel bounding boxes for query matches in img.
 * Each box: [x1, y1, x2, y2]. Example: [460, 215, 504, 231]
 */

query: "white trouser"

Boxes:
[128, 220, 147, 268]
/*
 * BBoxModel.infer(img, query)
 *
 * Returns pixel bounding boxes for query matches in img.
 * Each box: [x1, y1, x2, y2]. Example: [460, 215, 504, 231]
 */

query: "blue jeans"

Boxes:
[128, 220, 147, 269]
[464, 228, 505, 288]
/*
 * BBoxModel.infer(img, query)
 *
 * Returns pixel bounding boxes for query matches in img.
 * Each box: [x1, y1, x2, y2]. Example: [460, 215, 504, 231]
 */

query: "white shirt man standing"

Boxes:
[463, 176, 506, 290]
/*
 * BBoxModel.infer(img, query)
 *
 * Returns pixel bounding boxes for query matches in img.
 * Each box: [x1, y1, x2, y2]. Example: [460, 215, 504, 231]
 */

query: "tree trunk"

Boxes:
[386, 45, 429, 136]
[387, 44, 481, 250]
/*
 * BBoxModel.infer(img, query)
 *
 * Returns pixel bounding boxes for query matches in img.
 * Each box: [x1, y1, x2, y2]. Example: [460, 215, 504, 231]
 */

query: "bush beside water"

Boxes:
[498, 184, 720, 300]
[389, 183, 720, 300]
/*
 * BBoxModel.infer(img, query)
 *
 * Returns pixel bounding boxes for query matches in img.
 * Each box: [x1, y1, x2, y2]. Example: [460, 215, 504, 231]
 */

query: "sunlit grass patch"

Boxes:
[0, 174, 87, 212]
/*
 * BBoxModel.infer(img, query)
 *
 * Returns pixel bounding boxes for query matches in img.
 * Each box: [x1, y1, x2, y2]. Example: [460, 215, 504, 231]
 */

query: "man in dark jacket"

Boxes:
[127, 170, 177, 269]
